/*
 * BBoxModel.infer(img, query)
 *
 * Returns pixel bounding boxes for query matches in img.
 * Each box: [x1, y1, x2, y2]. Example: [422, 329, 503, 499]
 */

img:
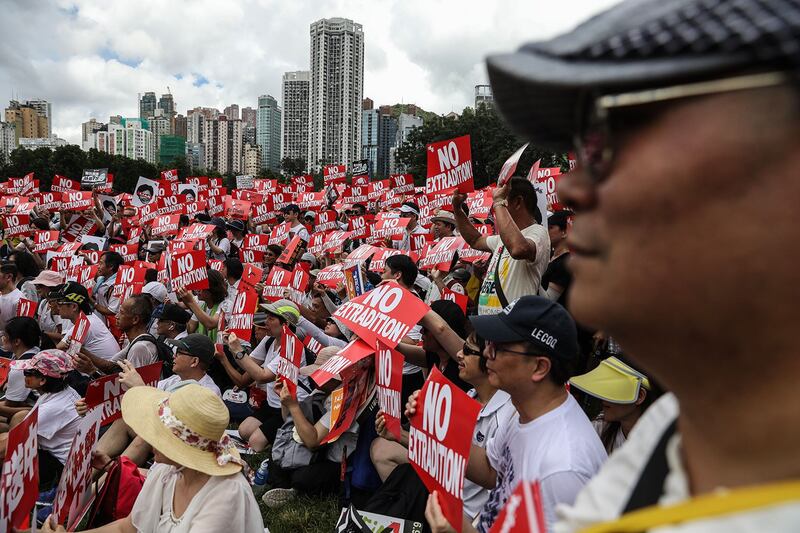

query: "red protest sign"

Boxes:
[62, 215, 95, 242]
[16, 298, 37, 318]
[240, 263, 264, 292]
[240, 248, 264, 264]
[179, 223, 215, 242]
[0, 357, 11, 388]
[33, 230, 60, 253]
[320, 362, 372, 445]
[242, 233, 271, 252]
[161, 168, 179, 181]
[109, 243, 138, 263]
[324, 164, 347, 185]
[1, 408, 38, 530]
[489, 480, 547, 533]
[418, 236, 467, 272]
[262, 266, 292, 302]
[52, 174, 80, 193]
[61, 190, 93, 211]
[310, 339, 374, 387]
[269, 222, 292, 246]
[315, 264, 344, 288]
[375, 340, 404, 441]
[277, 235, 305, 265]
[170, 250, 209, 291]
[323, 230, 352, 253]
[307, 232, 327, 255]
[426, 135, 474, 195]
[67, 311, 91, 355]
[150, 214, 182, 238]
[371, 217, 410, 241]
[225, 197, 252, 220]
[345, 185, 369, 204]
[390, 174, 415, 194]
[2, 213, 30, 238]
[155, 194, 188, 217]
[52, 408, 103, 530]
[535, 168, 564, 211]
[440, 287, 468, 314]
[497, 143, 529, 187]
[298, 191, 325, 210]
[277, 325, 303, 399]
[84, 362, 162, 425]
[466, 189, 494, 220]
[315, 210, 339, 232]
[347, 215, 371, 240]
[227, 289, 258, 342]
[409, 367, 481, 533]
[368, 180, 390, 201]
[333, 281, 429, 349]
[32, 191, 61, 212]
[343, 244, 379, 269]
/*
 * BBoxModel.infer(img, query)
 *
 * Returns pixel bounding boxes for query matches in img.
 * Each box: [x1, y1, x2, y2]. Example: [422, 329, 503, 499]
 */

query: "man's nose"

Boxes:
[557, 167, 598, 212]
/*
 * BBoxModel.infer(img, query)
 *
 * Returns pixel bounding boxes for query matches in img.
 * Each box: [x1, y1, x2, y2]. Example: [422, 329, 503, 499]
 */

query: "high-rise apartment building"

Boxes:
[256, 95, 281, 172]
[243, 143, 262, 176]
[389, 111, 424, 174]
[203, 116, 243, 174]
[186, 142, 205, 171]
[0, 122, 17, 161]
[308, 18, 364, 170]
[89, 118, 156, 163]
[173, 114, 187, 138]
[26, 100, 52, 134]
[362, 103, 397, 179]
[281, 71, 310, 168]
[139, 92, 157, 118]
[241, 107, 257, 130]
[223, 104, 240, 120]
[158, 93, 176, 118]
[81, 118, 104, 149]
[5, 100, 50, 141]
[149, 114, 172, 151]
[474, 85, 494, 108]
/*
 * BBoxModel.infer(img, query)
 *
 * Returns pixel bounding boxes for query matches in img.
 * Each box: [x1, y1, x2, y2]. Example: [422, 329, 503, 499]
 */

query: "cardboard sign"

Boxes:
[109, 243, 138, 263]
[367, 179, 390, 201]
[324, 164, 347, 185]
[0, 357, 11, 388]
[81, 168, 108, 189]
[426, 135, 474, 195]
[371, 217, 410, 240]
[440, 287, 468, 314]
[52, 174, 80, 193]
[408, 367, 481, 533]
[2, 213, 30, 238]
[150, 214, 182, 238]
[497, 144, 529, 187]
[306, 232, 328, 255]
[320, 362, 372, 445]
[348, 215, 371, 240]
[32, 191, 61, 212]
[52, 408, 103, 530]
[179, 223, 215, 242]
[375, 340, 404, 441]
[227, 289, 258, 342]
[409, 232, 434, 252]
[0, 408, 38, 530]
[466, 189, 494, 220]
[61, 190, 93, 211]
[343, 244, 379, 269]
[315, 210, 339, 232]
[160, 168, 179, 181]
[489, 481, 547, 533]
[225, 197, 252, 220]
[418, 236, 467, 272]
[315, 264, 344, 288]
[84, 362, 163, 425]
[262, 266, 292, 302]
[390, 174, 415, 194]
[250, 197, 277, 225]
[343, 264, 368, 300]
[333, 281, 429, 349]
[323, 230, 352, 253]
[269, 222, 292, 246]
[170, 250, 209, 291]
[155, 194, 188, 217]
[277, 325, 303, 399]
[536, 168, 564, 211]
[16, 298, 37, 318]
[310, 338, 375, 387]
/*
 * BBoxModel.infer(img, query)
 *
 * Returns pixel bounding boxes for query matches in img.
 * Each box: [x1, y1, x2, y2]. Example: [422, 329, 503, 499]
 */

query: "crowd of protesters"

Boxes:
[3, 0, 800, 532]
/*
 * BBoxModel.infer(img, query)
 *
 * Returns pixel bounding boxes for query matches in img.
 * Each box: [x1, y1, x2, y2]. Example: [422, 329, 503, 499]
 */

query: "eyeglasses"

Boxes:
[462, 343, 482, 357]
[485, 341, 544, 361]
[23, 369, 42, 377]
[574, 71, 790, 183]
[175, 350, 194, 358]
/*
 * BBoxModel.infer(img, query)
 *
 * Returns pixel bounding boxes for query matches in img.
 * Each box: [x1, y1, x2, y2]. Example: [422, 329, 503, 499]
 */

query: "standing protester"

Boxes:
[478, 1, 800, 531]
[394, 202, 428, 251]
[281, 204, 311, 242]
[540, 210, 572, 305]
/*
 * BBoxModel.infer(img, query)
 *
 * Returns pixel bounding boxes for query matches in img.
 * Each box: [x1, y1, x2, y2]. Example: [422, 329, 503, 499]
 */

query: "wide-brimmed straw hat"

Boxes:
[122, 384, 243, 476]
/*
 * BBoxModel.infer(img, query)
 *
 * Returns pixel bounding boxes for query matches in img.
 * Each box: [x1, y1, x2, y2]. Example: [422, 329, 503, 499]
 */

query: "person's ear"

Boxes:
[529, 356, 552, 383]
[635, 387, 647, 406]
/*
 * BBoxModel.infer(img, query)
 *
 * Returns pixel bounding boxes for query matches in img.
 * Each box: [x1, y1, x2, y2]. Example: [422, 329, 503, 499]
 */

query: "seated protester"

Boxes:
[5, 350, 81, 491]
[55, 282, 120, 360]
[0, 262, 24, 332]
[395, 300, 473, 393]
[178, 269, 232, 340]
[226, 219, 247, 258]
[45, 384, 264, 533]
[0, 317, 42, 424]
[31, 270, 65, 340]
[154, 303, 191, 342]
[367, 332, 516, 524]
[9, 249, 42, 302]
[232, 299, 309, 452]
[418, 296, 607, 532]
[74, 294, 159, 375]
[569, 357, 659, 455]
[295, 315, 350, 350]
[92, 251, 125, 327]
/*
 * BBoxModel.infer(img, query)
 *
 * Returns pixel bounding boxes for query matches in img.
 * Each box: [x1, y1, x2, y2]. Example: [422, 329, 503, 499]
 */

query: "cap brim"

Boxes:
[486, 50, 747, 152]
[469, 313, 528, 344]
[569, 363, 642, 404]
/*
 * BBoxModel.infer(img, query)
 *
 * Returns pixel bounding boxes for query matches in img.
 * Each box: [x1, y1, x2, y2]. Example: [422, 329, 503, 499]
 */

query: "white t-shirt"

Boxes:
[62, 312, 121, 360]
[289, 223, 310, 243]
[130, 463, 264, 533]
[111, 333, 159, 367]
[37, 299, 62, 334]
[34, 386, 82, 463]
[464, 389, 516, 519]
[478, 223, 550, 315]
[158, 374, 221, 397]
[210, 237, 231, 260]
[4, 348, 40, 403]
[93, 273, 120, 325]
[0, 288, 23, 331]
[477, 394, 607, 532]
[393, 224, 428, 251]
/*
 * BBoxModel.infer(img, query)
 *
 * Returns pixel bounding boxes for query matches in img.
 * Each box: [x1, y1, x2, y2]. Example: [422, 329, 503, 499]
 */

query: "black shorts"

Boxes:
[252, 403, 283, 444]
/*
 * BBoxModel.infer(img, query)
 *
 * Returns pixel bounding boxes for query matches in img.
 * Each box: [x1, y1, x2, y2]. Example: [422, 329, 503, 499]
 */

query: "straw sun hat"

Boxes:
[122, 383, 244, 476]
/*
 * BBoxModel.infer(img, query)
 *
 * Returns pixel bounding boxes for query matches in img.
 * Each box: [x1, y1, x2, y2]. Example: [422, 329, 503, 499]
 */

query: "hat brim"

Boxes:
[486, 50, 747, 152]
[430, 217, 456, 225]
[569, 363, 642, 404]
[121, 386, 241, 477]
[32, 278, 62, 287]
[469, 313, 528, 344]
[258, 303, 299, 326]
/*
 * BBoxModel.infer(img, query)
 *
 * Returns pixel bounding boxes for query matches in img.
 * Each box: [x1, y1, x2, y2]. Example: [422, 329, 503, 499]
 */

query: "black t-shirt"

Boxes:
[425, 351, 472, 393]
[541, 252, 572, 308]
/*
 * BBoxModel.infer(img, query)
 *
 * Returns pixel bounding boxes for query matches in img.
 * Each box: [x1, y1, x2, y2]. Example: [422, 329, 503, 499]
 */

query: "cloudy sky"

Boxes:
[1, 0, 619, 145]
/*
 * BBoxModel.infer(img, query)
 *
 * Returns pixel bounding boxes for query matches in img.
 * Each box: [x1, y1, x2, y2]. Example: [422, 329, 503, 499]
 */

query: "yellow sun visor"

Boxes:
[569, 357, 650, 404]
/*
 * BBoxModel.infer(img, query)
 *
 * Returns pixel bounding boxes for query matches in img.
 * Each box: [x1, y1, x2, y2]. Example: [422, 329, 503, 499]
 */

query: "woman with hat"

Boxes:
[44, 383, 264, 532]
[569, 357, 660, 454]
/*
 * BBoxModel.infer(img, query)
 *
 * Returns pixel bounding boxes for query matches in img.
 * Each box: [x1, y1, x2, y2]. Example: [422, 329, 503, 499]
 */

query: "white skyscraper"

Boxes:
[308, 18, 364, 171]
[281, 71, 310, 167]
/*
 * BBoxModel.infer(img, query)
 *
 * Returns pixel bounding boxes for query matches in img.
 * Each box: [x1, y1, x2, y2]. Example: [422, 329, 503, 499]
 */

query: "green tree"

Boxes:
[280, 157, 306, 177]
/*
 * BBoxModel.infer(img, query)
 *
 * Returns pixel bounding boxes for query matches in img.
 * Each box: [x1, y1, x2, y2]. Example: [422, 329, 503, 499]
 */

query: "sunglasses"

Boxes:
[574, 71, 790, 183]
[462, 343, 482, 357]
[484, 341, 543, 361]
[23, 369, 42, 377]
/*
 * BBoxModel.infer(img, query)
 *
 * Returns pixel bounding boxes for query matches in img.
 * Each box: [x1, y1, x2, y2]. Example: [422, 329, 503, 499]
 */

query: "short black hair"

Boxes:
[430, 300, 467, 339]
[136, 184, 154, 195]
[103, 200, 116, 210]
[40, 374, 67, 393]
[508, 177, 542, 223]
[10, 250, 41, 279]
[224, 258, 243, 280]
[102, 251, 125, 272]
[127, 294, 153, 324]
[352, 203, 367, 214]
[0, 263, 18, 277]
[282, 204, 300, 215]
[144, 268, 158, 283]
[385, 254, 418, 288]
[267, 244, 284, 257]
[5, 317, 41, 349]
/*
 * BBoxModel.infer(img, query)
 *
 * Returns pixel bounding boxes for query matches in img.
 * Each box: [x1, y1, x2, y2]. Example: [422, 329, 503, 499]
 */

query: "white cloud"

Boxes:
[0, 0, 618, 145]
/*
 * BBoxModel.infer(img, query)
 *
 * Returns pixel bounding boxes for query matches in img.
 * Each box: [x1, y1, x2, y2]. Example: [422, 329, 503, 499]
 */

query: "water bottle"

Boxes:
[253, 458, 270, 486]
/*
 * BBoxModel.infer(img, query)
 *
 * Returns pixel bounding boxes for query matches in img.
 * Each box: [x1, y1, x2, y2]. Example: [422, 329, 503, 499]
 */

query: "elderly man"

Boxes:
[426, 1, 800, 532]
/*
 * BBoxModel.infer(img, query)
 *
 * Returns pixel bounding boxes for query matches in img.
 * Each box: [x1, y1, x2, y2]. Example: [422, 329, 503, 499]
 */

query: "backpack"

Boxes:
[85, 456, 146, 527]
[127, 334, 176, 378]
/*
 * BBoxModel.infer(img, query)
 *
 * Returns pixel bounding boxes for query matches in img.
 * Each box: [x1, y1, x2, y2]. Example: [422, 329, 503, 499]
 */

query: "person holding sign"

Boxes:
[44, 384, 264, 533]
[280, 204, 311, 242]
[55, 282, 120, 360]
[393, 202, 428, 251]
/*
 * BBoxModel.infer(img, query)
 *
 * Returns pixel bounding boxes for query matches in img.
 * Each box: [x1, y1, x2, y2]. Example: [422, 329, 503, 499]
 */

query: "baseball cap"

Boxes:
[470, 295, 578, 360]
[32, 270, 64, 287]
[547, 210, 571, 230]
[145, 240, 166, 253]
[55, 281, 92, 314]
[166, 333, 215, 364]
[11, 349, 73, 378]
[226, 219, 246, 232]
[260, 298, 300, 326]
[569, 357, 651, 404]
[300, 252, 317, 268]
[142, 281, 168, 302]
[304, 211, 316, 219]
[154, 303, 192, 324]
[486, 0, 800, 151]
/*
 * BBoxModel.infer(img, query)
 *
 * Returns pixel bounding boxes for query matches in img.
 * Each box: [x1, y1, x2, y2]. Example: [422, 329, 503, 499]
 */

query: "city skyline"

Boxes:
[0, 0, 617, 146]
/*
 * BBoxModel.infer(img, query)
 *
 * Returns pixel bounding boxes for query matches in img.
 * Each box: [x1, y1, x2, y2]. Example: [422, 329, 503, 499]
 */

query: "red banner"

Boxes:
[426, 135, 474, 195]
[1, 408, 38, 530]
[323, 164, 347, 185]
[109, 243, 138, 263]
[240, 263, 264, 292]
[418, 236, 466, 272]
[375, 340, 404, 441]
[371, 217, 410, 240]
[310, 338, 374, 387]
[262, 266, 292, 302]
[84, 362, 163, 425]
[408, 367, 481, 533]
[33, 230, 60, 253]
[52, 174, 80, 193]
[170, 250, 209, 291]
[225, 197, 251, 220]
[61, 190, 93, 211]
[2, 212, 30, 238]
[298, 192, 325, 210]
[277, 325, 303, 399]
[32, 191, 62, 212]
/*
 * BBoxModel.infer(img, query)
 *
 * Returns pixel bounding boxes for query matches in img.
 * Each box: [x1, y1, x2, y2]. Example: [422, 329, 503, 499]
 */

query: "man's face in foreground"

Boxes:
[559, 86, 800, 373]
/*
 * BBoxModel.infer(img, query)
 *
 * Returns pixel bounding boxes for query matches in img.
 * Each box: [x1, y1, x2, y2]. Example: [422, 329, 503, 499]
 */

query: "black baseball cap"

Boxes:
[470, 295, 578, 360]
[548, 210, 571, 230]
[166, 333, 215, 364]
[486, 0, 800, 151]
[154, 303, 192, 325]
[226, 219, 246, 232]
[55, 281, 92, 314]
